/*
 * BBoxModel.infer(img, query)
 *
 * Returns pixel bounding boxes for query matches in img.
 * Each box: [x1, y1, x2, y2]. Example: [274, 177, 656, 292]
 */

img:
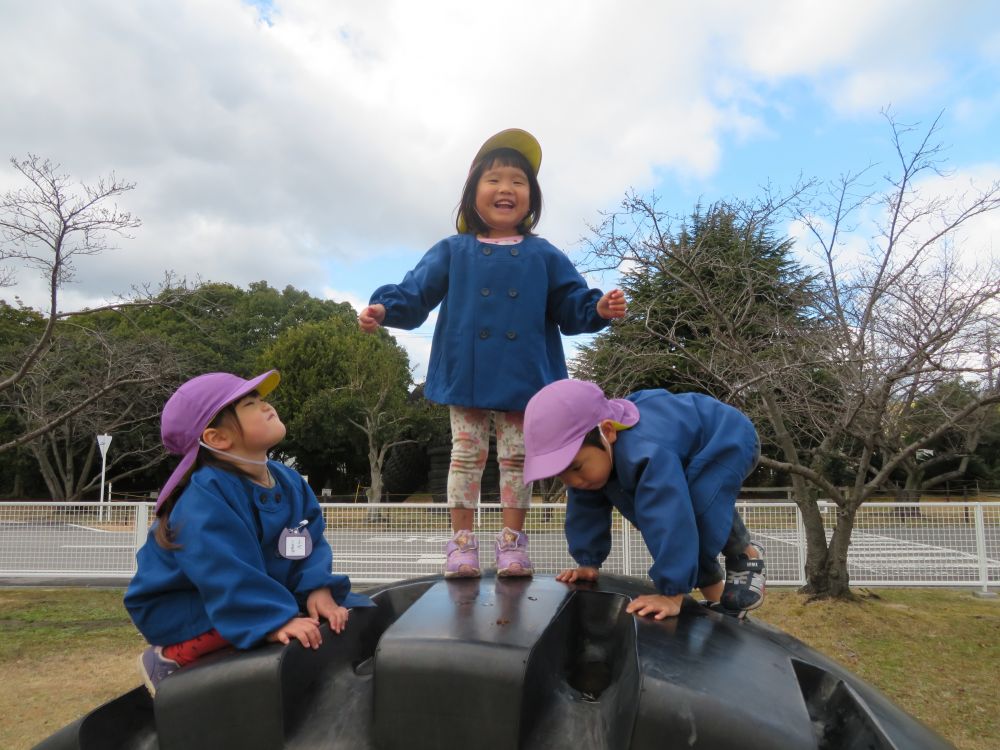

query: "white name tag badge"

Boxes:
[278, 523, 312, 560]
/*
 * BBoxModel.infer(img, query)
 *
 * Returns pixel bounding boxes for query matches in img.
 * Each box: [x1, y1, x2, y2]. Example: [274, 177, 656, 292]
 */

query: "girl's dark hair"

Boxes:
[580, 426, 607, 451]
[456, 147, 543, 236]
[154, 400, 255, 549]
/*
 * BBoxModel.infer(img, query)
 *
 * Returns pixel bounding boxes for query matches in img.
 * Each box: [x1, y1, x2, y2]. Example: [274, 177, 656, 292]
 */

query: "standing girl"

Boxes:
[359, 128, 626, 578]
[125, 370, 372, 696]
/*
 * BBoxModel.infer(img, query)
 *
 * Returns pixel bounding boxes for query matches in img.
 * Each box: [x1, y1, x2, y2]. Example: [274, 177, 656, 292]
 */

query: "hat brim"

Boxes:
[523, 435, 586, 485]
[154, 369, 281, 512]
[473, 128, 541, 175]
[221, 369, 280, 410]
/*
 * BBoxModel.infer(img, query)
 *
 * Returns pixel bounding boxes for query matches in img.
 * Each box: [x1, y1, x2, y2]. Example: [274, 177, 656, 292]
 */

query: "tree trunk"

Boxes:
[367, 446, 384, 506]
[31, 442, 64, 501]
[365, 421, 388, 522]
[794, 478, 831, 595]
[801, 500, 858, 600]
[822, 502, 857, 598]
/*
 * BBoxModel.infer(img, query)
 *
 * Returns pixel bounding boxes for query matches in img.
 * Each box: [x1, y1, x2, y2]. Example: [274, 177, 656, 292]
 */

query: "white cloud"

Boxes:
[728, 1, 987, 115]
[831, 64, 948, 115]
[2, 0, 997, 341]
[322, 287, 365, 313]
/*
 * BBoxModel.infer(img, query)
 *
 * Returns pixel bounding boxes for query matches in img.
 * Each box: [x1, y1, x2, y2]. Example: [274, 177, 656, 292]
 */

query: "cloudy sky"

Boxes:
[3, 1, 998, 378]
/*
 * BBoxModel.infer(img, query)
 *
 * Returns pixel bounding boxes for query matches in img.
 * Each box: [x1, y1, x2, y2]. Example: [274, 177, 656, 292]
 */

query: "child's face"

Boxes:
[474, 161, 530, 238]
[228, 394, 286, 456]
[557, 430, 615, 492]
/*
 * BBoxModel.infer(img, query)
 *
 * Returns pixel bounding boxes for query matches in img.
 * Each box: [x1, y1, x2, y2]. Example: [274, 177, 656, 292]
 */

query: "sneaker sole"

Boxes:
[444, 566, 481, 578]
[137, 652, 158, 697]
[497, 566, 534, 578]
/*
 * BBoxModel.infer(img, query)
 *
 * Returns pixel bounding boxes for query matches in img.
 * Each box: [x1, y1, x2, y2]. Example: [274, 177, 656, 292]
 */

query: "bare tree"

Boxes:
[1, 155, 139, 388]
[342, 343, 417, 520]
[583, 113, 1000, 598]
[0, 155, 194, 452]
[6, 323, 184, 499]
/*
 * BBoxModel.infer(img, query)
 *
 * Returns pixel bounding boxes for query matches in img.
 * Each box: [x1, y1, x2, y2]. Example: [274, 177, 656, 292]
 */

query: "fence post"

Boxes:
[133, 502, 149, 570]
[795, 504, 808, 587]
[973, 503, 997, 598]
[621, 517, 631, 577]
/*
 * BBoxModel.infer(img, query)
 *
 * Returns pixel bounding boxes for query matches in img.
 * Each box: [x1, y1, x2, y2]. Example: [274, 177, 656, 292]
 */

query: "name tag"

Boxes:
[278, 521, 312, 560]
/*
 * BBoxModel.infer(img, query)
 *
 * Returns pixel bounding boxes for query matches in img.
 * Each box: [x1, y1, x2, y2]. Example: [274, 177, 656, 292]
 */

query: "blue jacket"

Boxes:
[370, 234, 610, 411]
[124, 463, 372, 650]
[566, 390, 759, 596]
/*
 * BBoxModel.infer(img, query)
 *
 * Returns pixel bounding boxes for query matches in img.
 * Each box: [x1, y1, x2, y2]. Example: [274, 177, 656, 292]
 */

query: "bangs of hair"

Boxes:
[481, 147, 534, 175]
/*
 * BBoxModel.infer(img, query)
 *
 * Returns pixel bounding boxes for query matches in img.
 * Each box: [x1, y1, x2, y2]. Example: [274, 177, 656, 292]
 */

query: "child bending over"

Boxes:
[523, 379, 765, 619]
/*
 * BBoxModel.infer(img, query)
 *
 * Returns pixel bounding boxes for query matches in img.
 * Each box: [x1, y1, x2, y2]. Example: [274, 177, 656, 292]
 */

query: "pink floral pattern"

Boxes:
[447, 406, 531, 509]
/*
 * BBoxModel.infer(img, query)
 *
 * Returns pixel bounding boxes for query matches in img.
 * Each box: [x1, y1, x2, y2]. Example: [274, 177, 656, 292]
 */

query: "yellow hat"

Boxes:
[457, 128, 542, 234]
[471, 128, 541, 175]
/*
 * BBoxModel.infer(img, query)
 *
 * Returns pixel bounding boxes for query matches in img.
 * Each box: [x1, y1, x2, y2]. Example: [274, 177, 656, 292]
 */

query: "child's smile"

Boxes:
[475, 163, 530, 237]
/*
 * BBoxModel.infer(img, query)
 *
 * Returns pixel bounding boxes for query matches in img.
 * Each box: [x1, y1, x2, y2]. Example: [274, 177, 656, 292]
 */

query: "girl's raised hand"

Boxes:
[596, 289, 627, 319]
[555, 565, 600, 583]
[268, 616, 322, 649]
[358, 303, 386, 332]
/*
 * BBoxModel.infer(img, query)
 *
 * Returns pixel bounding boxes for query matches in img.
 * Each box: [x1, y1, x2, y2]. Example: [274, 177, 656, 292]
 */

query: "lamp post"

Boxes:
[97, 434, 112, 522]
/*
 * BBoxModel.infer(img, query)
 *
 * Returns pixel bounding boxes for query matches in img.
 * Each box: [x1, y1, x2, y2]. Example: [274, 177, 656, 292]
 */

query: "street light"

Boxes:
[97, 434, 112, 521]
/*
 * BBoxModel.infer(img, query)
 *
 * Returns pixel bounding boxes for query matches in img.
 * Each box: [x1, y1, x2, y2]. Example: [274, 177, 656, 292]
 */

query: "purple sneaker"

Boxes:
[495, 527, 534, 577]
[138, 645, 180, 697]
[444, 530, 481, 578]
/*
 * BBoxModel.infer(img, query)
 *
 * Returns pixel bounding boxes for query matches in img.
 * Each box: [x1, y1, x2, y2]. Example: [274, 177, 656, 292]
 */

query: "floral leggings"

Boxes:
[447, 406, 532, 509]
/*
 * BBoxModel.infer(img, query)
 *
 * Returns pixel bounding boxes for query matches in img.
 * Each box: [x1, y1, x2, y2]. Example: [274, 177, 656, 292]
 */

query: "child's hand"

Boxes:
[556, 566, 600, 583]
[268, 616, 322, 649]
[358, 304, 386, 332]
[596, 289, 627, 319]
[306, 588, 350, 634]
[626, 593, 684, 620]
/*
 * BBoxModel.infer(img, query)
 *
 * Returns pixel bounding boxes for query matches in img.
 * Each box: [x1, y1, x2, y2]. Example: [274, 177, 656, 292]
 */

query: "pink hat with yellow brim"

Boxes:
[522, 379, 639, 484]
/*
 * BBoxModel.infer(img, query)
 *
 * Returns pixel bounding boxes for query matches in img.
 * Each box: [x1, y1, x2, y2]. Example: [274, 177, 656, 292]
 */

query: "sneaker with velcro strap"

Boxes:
[720, 542, 766, 619]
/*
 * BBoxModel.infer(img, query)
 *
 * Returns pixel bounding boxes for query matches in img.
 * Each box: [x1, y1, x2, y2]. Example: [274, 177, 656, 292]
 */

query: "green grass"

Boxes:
[0, 588, 146, 750]
[1, 587, 997, 750]
[753, 588, 999, 750]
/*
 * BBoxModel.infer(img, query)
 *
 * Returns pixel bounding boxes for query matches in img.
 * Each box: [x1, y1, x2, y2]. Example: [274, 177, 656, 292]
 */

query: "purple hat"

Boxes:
[523, 379, 639, 484]
[155, 370, 280, 511]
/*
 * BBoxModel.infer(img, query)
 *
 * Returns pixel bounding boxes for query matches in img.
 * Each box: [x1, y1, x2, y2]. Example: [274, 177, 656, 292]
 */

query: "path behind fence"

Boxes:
[1, 501, 997, 592]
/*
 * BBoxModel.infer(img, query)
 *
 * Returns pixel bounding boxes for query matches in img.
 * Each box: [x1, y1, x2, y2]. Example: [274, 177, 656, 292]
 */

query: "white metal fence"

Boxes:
[1, 501, 997, 592]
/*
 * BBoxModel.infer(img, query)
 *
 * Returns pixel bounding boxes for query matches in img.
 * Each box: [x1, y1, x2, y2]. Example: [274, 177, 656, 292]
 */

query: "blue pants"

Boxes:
[696, 435, 758, 589]
[696, 511, 751, 589]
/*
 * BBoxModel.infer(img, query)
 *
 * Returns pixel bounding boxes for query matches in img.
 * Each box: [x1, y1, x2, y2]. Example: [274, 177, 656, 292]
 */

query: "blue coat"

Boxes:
[124, 463, 372, 650]
[370, 234, 610, 411]
[566, 390, 759, 596]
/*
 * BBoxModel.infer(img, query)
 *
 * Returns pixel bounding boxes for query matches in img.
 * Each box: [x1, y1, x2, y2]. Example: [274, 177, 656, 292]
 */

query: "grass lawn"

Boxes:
[1, 586, 997, 750]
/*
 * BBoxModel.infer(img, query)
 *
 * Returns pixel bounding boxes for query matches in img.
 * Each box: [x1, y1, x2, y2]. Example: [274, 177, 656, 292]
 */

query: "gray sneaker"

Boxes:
[721, 542, 766, 618]
[138, 645, 179, 696]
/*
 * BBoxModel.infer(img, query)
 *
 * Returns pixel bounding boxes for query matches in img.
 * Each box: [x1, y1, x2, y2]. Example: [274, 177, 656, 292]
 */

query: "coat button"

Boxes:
[507, 288, 518, 298]
[510, 247, 519, 256]
[482, 247, 493, 256]
[479, 329, 490, 339]
[481, 287, 491, 296]
[506, 330, 517, 340]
